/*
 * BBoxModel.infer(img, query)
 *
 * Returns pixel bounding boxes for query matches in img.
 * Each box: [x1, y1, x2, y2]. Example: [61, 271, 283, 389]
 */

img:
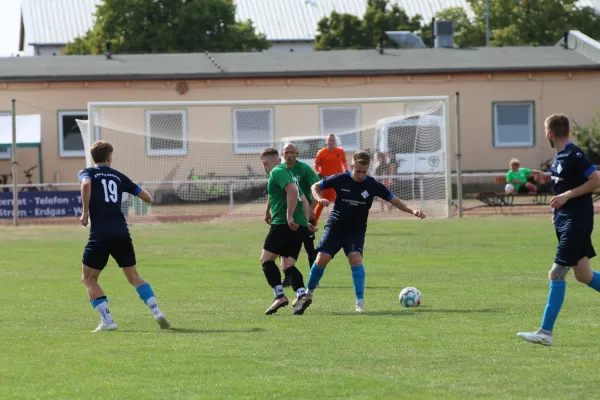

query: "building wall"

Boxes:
[33, 45, 64, 56]
[0, 70, 598, 186]
[267, 42, 315, 52]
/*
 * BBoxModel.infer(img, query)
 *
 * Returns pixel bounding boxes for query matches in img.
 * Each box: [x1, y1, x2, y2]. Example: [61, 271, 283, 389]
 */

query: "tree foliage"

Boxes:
[573, 112, 600, 165]
[64, 0, 270, 55]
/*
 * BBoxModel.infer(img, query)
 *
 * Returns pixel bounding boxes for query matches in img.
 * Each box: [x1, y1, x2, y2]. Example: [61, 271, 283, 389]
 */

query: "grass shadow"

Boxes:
[324, 308, 501, 316]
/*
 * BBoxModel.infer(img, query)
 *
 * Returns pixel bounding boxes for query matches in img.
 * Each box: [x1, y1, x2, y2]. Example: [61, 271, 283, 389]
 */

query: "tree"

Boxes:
[63, 0, 270, 55]
[314, 0, 422, 50]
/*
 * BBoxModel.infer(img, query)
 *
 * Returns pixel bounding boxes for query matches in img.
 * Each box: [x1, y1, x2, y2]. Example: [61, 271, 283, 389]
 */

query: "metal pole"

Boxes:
[455, 92, 463, 217]
[11, 99, 18, 226]
[485, 0, 490, 46]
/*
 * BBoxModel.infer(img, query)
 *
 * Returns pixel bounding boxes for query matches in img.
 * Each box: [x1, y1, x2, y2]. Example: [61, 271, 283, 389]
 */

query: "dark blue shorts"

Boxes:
[83, 235, 137, 270]
[316, 225, 365, 259]
[555, 228, 596, 266]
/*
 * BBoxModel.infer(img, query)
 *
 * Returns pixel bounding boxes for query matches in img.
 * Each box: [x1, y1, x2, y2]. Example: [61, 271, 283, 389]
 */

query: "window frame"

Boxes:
[0, 111, 11, 160]
[319, 105, 361, 152]
[145, 109, 188, 157]
[492, 101, 535, 148]
[232, 107, 275, 155]
[58, 110, 88, 158]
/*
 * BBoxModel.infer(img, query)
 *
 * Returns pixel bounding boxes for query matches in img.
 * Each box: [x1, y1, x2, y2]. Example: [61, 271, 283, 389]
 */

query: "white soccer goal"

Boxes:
[77, 97, 451, 225]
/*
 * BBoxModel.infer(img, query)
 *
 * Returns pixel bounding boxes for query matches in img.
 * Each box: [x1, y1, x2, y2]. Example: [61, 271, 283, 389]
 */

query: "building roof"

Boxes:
[19, 0, 473, 47]
[0, 45, 599, 82]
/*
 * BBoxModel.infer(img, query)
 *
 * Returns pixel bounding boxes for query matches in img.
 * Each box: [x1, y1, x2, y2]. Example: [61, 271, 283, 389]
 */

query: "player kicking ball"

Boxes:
[78, 140, 170, 332]
[518, 114, 600, 346]
[306, 151, 426, 312]
[260, 148, 316, 315]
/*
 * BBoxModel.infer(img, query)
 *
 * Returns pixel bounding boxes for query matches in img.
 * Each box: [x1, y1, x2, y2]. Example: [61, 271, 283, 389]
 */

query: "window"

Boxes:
[58, 111, 87, 157]
[233, 108, 274, 154]
[493, 102, 534, 147]
[320, 106, 361, 151]
[145, 109, 188, 156]
[0, 112, 10, 160]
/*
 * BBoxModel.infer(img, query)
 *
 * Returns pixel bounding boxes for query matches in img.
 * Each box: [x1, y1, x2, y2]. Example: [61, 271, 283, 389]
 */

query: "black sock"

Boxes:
[284, 266, 305, 292]
[304, 239, 316, 267]
[262, 261, 282, 288]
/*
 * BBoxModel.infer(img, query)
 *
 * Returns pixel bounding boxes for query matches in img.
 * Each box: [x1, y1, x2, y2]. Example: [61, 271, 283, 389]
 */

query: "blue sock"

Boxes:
[540, 280, 566, 332]
[351, 264, 365, 301]
[307, 263, 326, 291]
[587, 271, 600, 292]
[90, 296, 107, 308]
[136, 283, 155, 304]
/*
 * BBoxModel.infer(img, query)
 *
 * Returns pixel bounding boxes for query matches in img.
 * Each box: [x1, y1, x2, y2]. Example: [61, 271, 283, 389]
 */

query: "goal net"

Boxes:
[77, 97, 451, 225]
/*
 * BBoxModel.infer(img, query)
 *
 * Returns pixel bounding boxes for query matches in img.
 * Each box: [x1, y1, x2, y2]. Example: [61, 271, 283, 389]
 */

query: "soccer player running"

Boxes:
[313, 134, 348, 226]
[268, 143, 320, 286]
[260, 148, 316, 315]
[518, 114, 600, 346]
[306, 151, 426, 312]
[78, 141, 170, 332]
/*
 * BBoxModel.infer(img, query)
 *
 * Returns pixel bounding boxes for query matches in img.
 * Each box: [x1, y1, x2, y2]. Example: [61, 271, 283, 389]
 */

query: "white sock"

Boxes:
[146, 297, 162, 318]
[94, 302, 114, 324]
[357, 299, 364, 307]
[296, 288, 306, 298]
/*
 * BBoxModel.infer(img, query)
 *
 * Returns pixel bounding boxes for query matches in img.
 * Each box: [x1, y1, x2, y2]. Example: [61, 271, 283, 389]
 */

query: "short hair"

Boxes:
[545, 114, 570, 138]
[509, 158, 520, 167]
[90, 140, 114, 163]
[352, 151, 371, 166]
[260, 147, 279, 158]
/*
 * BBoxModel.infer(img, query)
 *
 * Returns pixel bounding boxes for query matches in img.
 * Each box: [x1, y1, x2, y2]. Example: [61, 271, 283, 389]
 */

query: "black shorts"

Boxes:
[83, 235, 137, 270]
[316, 224, 365, 259]
[555, 228, 596, 266]
[517, 184, 530, 194]
[263, 224, 307, 261]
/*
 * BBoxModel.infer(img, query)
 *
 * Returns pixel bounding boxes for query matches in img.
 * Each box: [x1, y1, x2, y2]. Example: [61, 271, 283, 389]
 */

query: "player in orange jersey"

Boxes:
[313, 134, 348, 225]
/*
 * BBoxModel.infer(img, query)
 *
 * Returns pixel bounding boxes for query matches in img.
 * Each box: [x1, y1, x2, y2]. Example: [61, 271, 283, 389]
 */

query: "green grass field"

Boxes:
[2, 216, 600, 399]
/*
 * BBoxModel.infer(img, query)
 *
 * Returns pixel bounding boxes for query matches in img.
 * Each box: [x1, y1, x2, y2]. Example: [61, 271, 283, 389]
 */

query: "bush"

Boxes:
[572, 112, 600, 165]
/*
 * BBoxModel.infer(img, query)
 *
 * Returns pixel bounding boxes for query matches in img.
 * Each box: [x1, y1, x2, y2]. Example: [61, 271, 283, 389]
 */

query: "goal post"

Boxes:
[78, 96, 452, 224]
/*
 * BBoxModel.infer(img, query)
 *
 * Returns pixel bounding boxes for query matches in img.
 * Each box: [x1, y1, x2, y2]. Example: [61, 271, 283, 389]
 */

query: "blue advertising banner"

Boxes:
[0, 191, 82, 218]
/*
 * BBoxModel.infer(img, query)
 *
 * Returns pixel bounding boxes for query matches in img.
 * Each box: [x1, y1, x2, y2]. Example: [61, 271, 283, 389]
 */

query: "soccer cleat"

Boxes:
[293, 294, 312, 315]
[517, 331, 553, 346]
[155, 314, 171, 329]
[92, 322, 118, 332]
[355, 303, 365, 313]
[282, 275, 291, 288]
[265, 296, 289, 315]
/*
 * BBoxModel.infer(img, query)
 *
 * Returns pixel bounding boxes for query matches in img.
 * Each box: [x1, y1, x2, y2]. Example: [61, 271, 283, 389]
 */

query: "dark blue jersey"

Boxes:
[552, 142, 596, 229]
[319, 172, 393, 229]
[78, 166, 141, 237]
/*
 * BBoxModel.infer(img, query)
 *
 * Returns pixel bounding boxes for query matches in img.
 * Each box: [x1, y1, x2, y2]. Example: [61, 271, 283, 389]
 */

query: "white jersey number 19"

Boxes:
[101, 179, 118, 203]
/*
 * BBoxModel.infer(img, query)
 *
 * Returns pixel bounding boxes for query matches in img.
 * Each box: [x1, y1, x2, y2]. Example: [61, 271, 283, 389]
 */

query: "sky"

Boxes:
[0, 0, 28, 57]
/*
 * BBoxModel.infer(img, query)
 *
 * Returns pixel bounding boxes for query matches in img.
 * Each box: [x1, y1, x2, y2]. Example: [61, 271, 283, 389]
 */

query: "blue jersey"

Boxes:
[552, 142, 596, 229]
[78, 166, 141, 237]
[319, 172, 393, 229]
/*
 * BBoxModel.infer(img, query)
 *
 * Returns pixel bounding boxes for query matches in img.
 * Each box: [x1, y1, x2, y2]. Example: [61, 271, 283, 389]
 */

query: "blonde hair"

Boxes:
[509, 158, 520, 168]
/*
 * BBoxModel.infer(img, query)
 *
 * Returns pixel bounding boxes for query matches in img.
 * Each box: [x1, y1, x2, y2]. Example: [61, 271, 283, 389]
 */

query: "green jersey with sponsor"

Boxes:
[284, 160, 320, 204]
[268, 164, 308, 227]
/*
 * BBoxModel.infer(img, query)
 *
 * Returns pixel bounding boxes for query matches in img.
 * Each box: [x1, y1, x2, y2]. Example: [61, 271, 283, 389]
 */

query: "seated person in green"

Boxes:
[506, 158, 543, 194]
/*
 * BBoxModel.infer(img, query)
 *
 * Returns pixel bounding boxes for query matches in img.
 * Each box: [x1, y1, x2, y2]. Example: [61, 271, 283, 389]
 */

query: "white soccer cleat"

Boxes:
[517, 331, 553, 346]
[155, 314, 171, 329]
[355, 303, 365, 313]
[92, 322, 118, 332]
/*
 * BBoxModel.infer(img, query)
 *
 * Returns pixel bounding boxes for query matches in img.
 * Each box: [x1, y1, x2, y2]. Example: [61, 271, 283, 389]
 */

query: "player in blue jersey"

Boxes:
[518, 114, 600, 346]
[306, 151, 426, 312]
[78, 140, 170, 332]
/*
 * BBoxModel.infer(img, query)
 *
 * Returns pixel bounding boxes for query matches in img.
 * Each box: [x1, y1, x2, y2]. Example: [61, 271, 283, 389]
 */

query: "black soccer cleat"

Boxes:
[265, 296, 289, 315]
[293, 294, 312, 315]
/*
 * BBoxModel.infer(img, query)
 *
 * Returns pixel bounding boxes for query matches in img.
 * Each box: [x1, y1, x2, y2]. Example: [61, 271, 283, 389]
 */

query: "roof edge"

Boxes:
[1, 65, 598, 83]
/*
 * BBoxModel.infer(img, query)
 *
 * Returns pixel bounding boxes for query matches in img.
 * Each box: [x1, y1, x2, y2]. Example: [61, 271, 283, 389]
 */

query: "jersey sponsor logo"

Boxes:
[551, 176, 564, 182]
[341, 188, 351, 192]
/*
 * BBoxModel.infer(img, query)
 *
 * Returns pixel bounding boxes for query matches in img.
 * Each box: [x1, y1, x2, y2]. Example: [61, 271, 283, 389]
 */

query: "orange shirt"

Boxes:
[314, 147, 347, 177]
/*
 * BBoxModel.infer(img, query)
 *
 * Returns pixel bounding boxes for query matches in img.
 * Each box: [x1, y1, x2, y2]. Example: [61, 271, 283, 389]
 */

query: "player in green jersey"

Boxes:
[260, 147, 316, 315]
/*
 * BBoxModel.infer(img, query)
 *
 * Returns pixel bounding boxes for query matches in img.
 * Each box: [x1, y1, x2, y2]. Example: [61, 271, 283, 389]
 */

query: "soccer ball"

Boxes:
[504, 183, 515, 194]
[399, 287, 422, 307]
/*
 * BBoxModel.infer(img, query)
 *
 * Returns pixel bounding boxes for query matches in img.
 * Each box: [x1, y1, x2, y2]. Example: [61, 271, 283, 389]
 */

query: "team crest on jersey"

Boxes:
[361, 190, 369, 199]
[557, 163, 563, 174]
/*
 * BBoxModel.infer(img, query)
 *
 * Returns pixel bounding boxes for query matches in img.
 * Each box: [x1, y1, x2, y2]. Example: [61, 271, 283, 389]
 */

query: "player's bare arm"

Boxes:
[80, 177, 92, 227]
[137, 189, 152, 204]
[389, 197, 426, 219]
[264, 197, 271, 225]
[301, 194, 318, 232]
[550, 170, 600, 209]
[311, 182, 329, 207]
[284, 183, 300, 231]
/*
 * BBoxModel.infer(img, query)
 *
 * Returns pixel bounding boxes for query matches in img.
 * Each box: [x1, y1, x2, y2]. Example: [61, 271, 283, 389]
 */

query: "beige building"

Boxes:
[1, 30, 600, 187]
